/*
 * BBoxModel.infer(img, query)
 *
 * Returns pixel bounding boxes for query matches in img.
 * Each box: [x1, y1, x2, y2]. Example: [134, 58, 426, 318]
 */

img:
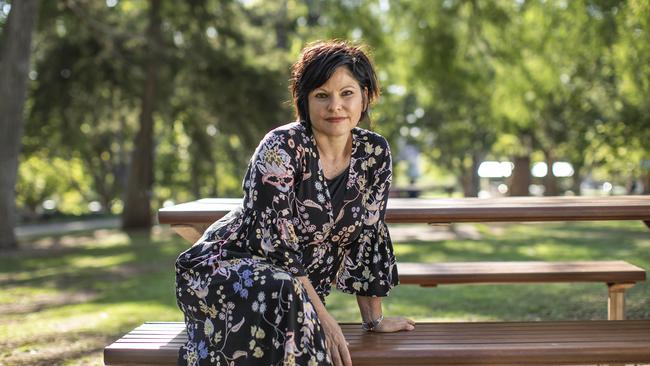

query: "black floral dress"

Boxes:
[175, 121, 398, 366]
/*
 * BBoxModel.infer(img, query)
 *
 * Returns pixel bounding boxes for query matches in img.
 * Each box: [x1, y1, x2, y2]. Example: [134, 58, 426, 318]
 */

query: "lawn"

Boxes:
[1, 221, 649, 365]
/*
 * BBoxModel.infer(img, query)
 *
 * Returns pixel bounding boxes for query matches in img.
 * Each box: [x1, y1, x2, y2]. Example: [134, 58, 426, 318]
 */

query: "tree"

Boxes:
[0, 0, 40, 250]
[489, 0, 627, 196]
[121, 0, 162, 229]
[382, 1, 505, 196]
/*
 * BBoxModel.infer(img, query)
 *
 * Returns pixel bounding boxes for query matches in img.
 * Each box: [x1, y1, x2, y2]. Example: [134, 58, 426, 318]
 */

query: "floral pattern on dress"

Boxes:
[176, 120, 398, 365]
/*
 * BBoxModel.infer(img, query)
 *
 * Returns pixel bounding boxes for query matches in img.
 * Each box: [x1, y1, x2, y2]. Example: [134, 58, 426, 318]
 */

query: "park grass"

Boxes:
[1, 221, 649, 365]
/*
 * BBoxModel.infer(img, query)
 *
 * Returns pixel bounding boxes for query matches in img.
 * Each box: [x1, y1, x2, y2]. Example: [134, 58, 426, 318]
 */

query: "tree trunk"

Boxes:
[571, 165, 583, 196]
[0, 0, 40, 251]
[470, 152, 482, 197]
[543, 150, 558, 196]
[510, 155, 531, 196]
[461, 153, 481, 197]
[190, 158, 201, 199]
[460, 153, 483, 197]
[305, 0, 321, 26]
[460, 169, 472, 197]
[275, 0, 289, 49]
[121, 0, 161, 230]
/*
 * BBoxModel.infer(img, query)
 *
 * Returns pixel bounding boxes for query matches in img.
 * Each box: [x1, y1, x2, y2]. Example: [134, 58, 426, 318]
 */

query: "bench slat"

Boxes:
[105, 321, 650, 365]
[397, 260, 645, 285]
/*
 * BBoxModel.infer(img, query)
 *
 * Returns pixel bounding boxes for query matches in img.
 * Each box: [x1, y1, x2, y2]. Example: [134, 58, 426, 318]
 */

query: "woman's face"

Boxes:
[308, 66, 366, 139]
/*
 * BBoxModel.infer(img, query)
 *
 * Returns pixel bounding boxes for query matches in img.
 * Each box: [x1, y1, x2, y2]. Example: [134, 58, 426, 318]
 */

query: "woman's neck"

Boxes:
[313, 130, 352, 162]
[313, 130, 353, 179]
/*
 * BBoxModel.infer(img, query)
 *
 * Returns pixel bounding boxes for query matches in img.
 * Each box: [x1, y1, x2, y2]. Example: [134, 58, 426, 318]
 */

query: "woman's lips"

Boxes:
[325, 117, 347, 123]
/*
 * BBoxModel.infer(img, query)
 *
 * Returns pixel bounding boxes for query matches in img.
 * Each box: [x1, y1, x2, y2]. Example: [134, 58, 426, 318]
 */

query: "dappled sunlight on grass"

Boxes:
[440, 240, 496, 255]
[2, 252, 136, 284]
[516, 242, 598, 259]
[392, 242, 449, 262]
[0, 226, 186, 366]
[1, 221, 649, 365]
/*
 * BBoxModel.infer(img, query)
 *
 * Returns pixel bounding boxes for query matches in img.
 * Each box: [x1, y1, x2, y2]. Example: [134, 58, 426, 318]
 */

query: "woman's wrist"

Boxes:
[361, 314, 384, 331]
[356, 295, 383, 323]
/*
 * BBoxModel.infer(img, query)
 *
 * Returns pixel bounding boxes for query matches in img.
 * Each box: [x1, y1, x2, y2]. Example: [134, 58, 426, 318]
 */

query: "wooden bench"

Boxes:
[397, 260, 646, 320]
[104, 320, 650, 365]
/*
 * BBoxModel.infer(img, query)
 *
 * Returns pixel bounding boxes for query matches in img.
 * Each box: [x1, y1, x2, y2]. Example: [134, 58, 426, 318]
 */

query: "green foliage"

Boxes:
[16, 155, 66, 215]
[0, 0, 8, 30]
[14, 0, 650, 217]
[16, 154, 93, 217]
[22, 0, 295, 216]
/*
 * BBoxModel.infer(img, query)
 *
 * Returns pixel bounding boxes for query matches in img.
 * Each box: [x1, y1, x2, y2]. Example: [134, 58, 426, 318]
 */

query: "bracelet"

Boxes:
[361, 314, 384, 331]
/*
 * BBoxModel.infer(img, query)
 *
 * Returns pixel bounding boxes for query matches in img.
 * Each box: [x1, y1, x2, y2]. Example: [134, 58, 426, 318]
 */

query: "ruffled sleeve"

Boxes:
[242, 128, 306, 277]
[336, 136, 398, 296]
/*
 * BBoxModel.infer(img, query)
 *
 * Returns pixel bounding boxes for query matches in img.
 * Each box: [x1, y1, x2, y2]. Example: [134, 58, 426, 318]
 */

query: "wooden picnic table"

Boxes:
[158, 195, 650, 243]
[121, 195, 650, 365]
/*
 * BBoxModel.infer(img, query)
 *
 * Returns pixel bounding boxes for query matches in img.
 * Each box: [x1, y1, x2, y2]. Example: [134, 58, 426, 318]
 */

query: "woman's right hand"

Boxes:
[319, 310, 352, 366]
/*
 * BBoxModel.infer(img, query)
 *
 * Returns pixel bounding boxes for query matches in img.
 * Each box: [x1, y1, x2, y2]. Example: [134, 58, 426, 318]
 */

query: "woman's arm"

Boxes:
[298, 276, 351, 366]
[356, 295, 415, 332]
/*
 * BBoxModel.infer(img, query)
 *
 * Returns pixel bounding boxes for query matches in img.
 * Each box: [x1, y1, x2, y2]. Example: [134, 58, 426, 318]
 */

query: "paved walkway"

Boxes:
[15, 218, 120, 238]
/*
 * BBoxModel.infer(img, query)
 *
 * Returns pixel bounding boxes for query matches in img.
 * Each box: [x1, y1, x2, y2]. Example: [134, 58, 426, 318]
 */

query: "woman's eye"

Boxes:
[342, 90, 354, 96]
[315, 93, 328, 99]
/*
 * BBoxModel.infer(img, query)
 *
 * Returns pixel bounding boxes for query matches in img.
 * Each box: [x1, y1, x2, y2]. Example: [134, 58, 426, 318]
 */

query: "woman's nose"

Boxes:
[327, 95, 343, 111]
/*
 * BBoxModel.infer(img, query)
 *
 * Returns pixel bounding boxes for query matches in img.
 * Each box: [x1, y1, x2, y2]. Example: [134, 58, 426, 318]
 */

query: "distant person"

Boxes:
[397, 140, 421, 197]
[175, 40, 414, 366]
[403, 143, 421, 185]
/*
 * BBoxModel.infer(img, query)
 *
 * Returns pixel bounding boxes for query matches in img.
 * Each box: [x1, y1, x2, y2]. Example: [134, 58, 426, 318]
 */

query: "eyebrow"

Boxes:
[314, 84, 358, 92]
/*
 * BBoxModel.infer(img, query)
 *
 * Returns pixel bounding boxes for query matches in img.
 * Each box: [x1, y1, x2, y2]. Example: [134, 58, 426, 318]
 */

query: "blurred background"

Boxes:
[1, 0, 649, 240]
[2, 2, 650, 365]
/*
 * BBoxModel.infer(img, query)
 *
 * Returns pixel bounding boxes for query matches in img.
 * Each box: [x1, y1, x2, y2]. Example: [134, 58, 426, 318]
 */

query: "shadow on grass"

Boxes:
[1, 228, 186, 314]
[1, 328, 132, 366]
[395, 221, 649, 265]
[1, 221, 649, 365]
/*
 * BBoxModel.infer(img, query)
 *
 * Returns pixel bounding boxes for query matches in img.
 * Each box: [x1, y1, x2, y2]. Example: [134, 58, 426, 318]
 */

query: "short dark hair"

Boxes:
[290, 40, 380, 127]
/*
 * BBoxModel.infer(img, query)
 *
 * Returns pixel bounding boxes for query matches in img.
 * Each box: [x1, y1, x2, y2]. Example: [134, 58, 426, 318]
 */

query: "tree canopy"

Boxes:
[2, 0, 648, 237]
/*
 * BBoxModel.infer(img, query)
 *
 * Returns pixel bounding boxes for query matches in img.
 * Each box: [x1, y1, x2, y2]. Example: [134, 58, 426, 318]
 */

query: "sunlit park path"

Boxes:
[1, 220, 649, 365]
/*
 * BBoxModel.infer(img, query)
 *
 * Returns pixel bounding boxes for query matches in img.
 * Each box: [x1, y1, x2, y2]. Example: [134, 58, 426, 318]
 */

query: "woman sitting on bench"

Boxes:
[175, 40, 415, 366]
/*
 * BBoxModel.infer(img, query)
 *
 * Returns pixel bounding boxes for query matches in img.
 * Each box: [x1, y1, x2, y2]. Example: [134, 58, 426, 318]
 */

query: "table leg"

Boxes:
[607, 283, 635, 320]
[171, 224, 209, 244]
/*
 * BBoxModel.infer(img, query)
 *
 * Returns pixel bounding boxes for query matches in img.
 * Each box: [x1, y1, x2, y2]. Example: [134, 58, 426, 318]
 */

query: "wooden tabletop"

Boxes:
[158, 195, 650, 225]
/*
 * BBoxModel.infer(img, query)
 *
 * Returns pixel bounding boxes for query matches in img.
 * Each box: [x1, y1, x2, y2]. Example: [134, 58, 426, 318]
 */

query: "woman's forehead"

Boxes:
[313, 67, 360, 91]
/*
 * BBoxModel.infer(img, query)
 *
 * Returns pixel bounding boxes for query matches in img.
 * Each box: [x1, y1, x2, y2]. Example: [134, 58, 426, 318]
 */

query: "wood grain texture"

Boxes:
[158, 196, 650, 225]
[104, 321, 650, 365]
[397, 261, 646, 285]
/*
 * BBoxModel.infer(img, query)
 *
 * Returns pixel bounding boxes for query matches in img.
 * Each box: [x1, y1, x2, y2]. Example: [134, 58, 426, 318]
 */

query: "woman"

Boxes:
[176, 40, 415, 366]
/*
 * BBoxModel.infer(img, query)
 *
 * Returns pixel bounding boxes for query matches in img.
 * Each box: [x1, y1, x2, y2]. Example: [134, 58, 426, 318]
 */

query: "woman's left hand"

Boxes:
[373, 316, 415, 332]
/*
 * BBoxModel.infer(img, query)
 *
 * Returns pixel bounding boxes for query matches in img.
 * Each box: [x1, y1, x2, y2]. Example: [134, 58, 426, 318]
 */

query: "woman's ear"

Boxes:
[363, 87, 369, 112]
